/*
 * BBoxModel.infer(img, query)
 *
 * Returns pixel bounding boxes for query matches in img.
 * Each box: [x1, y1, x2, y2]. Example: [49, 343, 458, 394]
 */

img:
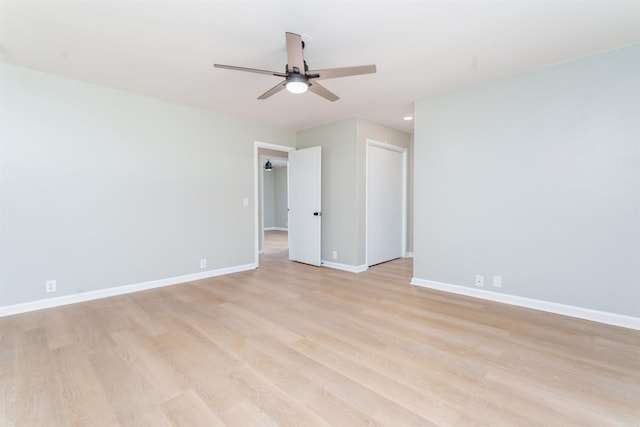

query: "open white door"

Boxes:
[288, 146, 321, 266]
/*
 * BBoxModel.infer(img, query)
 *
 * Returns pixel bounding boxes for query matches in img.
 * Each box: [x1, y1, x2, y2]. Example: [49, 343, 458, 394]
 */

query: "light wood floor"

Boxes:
[1, 246, 639, 426]
[264, 230, 288, 253]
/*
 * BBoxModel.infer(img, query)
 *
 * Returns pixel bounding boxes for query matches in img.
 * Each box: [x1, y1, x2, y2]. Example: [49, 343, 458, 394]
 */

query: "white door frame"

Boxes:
[254, 141, 295, 267]
[365, 138, 408, 266]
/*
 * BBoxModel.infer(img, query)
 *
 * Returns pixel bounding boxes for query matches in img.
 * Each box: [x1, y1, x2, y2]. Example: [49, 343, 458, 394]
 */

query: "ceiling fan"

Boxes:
[214, 32, 376, 102]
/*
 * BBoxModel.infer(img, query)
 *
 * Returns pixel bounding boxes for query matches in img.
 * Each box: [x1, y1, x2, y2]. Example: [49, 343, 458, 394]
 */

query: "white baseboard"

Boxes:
[405, 252, 414, 258]
[0, 263, 257, 317]
[410, 277, 640, 330]
[264, 227, 288, 231]
[322, 261, 368, 273]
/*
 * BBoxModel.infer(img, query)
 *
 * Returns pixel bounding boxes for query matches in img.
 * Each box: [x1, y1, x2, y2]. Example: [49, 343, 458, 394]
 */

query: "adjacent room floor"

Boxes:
[264, 230, 288, 254]
[1, 246, 638, 426]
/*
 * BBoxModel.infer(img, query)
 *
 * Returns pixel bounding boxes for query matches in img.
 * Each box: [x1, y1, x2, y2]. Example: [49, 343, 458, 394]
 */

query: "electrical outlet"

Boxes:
[475, 275, 484, 287]
[200, 259, 207, 269]
[332, 250, 338, 260]
[45, 280, 56, 293]
[493, 275, 502, 288]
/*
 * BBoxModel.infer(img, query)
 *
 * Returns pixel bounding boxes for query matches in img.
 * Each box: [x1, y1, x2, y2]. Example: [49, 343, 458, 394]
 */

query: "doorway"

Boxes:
[255, 143, 294, 267]
[254, 142, 322, 268]
[261, 154, 289, 254]
[366, 139, 407, 266]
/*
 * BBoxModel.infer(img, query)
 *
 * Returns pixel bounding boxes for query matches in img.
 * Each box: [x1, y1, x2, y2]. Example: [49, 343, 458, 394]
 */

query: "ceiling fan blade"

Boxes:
[258, 80, 287, 100]
[285, 32, 305, 74]
[308, 81, 339, 102]
[308, 64, 376, 80]
[214, 64, 286, 78]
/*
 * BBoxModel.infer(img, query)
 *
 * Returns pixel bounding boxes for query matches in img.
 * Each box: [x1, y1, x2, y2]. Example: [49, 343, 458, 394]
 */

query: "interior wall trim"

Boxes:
[264, 227, 288, 231]
[0, 263, 257, 317]
[410, 277, 640, 330]
[322, 261, 368, 274]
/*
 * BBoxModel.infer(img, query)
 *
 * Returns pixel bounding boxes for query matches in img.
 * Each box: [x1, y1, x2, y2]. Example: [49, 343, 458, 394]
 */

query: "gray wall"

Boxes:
[262, 166, 287, 230]
[263, 171, 276, 228]
[413, 45, 640, 317]
[297, 117, 411, 267]
[297, 118, 359, 265]
[1, 64, 296, 306]
[274, 167, 288, 229]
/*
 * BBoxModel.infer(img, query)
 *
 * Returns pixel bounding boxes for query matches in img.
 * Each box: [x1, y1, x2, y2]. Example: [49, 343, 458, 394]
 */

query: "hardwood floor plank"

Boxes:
[292, 337, 462, 425]
[67, 305, 117, 354]
[0, 378, 16, 427]
[0, 336, 16, 427]
[220, 302, 302, 345]
[90, 298, 135, 333]
[224, 293, 321, 337]
[247, 334, 435, 426]
[497, 344, 640, 405]
[200, 320, 380, 426]
[462, 369, 633, 426]
[295, 382, 386, 427]
[110, 296, 169, 337]
[305, 331, 476, 407]
[150, 322, 245, 413]
[226, 366, 332, 427]
[13, 310, 46, 332]
[221, 400, 280, 426]
[45, 309, 78, 349]
[161, 389, 226, 427]
[264, 230, 288, 253]
[14, 328, 65, 426]
[109, 328, 191, 403]
[51, 344, 119, 427]
[89, 346, 170, 425]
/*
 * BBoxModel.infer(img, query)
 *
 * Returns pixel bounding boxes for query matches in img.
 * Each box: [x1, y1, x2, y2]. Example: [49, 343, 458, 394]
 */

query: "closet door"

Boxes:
[367, 143, 405, 266]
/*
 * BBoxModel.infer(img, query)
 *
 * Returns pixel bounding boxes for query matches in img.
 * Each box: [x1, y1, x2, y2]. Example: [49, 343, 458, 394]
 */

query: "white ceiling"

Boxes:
[1, 1, 638, 134]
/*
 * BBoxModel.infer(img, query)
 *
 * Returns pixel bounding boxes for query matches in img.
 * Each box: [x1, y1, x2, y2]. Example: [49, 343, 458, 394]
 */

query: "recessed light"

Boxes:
[403, 116, 413, 121]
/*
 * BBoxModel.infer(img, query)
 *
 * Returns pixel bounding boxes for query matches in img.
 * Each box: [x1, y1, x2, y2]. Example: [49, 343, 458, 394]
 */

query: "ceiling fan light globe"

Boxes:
[286, 80, 308, 94]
